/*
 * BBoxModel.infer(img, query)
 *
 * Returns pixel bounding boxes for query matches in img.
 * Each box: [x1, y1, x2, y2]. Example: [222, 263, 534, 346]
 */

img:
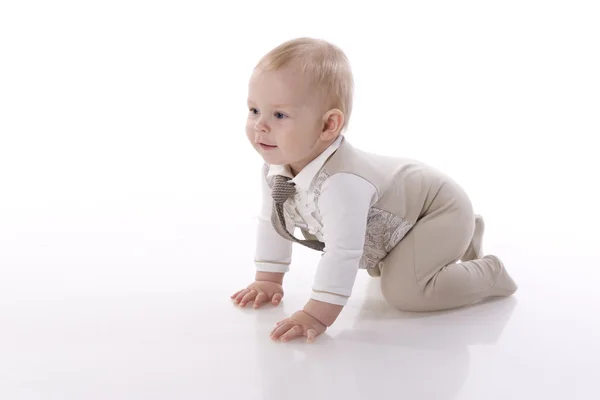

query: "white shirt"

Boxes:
[254, 135, 378, 306]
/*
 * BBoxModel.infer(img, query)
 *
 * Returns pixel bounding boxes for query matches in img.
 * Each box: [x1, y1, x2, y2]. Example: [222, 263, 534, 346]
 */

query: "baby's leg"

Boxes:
[461, 214, 484, 261]
[379, 198, 517, 312]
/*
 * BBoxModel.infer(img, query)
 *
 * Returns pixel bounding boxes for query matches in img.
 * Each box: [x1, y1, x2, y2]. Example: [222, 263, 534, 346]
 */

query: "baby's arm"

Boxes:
[232, 166, 293, 308]
[271, 173, 377, 342]
[254, 164, 293, 274]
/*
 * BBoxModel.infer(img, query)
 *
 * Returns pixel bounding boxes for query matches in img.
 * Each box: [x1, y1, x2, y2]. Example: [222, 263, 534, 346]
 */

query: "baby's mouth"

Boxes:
[259, 143, 277, 150]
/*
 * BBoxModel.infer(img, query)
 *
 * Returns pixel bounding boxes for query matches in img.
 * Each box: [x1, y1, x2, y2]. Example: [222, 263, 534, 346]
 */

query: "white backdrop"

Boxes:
[1, 0, 598, 291]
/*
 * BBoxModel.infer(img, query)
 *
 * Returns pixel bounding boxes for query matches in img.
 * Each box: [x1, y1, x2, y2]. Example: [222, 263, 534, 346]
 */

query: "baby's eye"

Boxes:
[249, 107, 259, 115]
[274, 112, 287, 119]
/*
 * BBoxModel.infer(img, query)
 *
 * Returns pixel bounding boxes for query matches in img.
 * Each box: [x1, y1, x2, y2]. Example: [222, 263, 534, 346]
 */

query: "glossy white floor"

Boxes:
[2, 1, 599, 399]
[1, 183, 599, 399]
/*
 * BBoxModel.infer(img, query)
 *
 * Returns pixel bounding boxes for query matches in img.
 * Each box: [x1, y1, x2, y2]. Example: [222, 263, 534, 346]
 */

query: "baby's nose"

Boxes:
[254, 119, 268, 133]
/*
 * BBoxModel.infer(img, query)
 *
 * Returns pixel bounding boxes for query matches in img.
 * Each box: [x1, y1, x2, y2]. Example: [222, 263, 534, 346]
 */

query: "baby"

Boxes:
[231, 37, 518, 343]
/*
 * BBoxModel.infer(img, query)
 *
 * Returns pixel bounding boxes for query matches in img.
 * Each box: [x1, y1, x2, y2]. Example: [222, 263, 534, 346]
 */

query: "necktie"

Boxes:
[270, 175, 325, 251]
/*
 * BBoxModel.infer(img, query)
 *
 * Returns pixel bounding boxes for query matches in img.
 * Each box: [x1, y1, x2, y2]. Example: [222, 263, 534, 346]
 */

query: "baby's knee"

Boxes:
[380, 276, 426, 312]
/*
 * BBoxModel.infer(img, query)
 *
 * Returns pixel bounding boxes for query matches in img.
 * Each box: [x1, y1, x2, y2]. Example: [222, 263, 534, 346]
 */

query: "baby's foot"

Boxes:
[485, 255, 518, 296]
[462, 214, 484, 261]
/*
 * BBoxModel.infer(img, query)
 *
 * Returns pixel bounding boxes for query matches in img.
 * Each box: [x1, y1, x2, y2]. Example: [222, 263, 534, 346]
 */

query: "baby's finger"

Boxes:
[270, 322, 295, 340]
[231, 289, 244, 299]
[281, 325, 304, 342]
[239, 290, 257, 307]
[271, 292, 283, 305]
[306, 329, 317, 344]
[253, 292, 267, 308]
[234, 289, 249, 304]
[271, 319, 287, 334]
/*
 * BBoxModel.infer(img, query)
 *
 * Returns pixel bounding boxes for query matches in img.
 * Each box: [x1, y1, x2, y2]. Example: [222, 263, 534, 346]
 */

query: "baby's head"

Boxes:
[246, 37, 354, 174]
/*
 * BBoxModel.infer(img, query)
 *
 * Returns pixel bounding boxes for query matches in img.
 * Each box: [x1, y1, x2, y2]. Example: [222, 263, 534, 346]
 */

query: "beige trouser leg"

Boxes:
[379, 184, 517, 312]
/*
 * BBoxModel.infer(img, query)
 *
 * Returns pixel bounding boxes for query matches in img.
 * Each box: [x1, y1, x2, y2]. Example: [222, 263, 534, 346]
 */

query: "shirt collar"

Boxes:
[267, 134, 344, 191]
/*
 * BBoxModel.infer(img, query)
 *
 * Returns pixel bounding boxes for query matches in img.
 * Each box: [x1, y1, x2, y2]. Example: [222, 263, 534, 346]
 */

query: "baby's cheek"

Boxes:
[244, 126, 255, 142]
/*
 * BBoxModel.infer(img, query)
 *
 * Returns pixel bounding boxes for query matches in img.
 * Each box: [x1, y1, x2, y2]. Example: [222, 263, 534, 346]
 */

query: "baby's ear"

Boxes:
[321, 109, 344, 140]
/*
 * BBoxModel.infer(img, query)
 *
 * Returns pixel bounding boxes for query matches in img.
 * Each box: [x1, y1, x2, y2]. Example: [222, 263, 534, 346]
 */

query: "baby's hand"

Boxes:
[231, 281, 284, 309]
[270, 310, 327, 343]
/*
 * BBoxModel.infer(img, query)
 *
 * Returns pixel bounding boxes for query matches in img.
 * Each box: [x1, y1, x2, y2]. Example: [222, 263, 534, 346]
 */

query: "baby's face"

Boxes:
[246, 65, 327, 174]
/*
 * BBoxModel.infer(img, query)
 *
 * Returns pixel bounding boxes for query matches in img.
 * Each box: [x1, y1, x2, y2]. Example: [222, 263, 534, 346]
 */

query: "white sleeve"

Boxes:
[310, 173, 377, 306]
[254, 166, 293, 273]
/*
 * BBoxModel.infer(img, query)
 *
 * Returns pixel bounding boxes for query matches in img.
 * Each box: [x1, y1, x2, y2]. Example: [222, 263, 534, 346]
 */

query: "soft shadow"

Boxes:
[250, 277, 518, 400]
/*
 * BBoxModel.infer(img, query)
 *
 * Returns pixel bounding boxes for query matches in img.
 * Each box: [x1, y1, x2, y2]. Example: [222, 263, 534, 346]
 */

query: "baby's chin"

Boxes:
[256, 146, 284, 165]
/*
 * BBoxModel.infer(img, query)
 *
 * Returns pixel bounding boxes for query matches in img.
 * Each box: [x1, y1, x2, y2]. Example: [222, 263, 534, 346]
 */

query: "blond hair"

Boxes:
[256, 37, 354, 132]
